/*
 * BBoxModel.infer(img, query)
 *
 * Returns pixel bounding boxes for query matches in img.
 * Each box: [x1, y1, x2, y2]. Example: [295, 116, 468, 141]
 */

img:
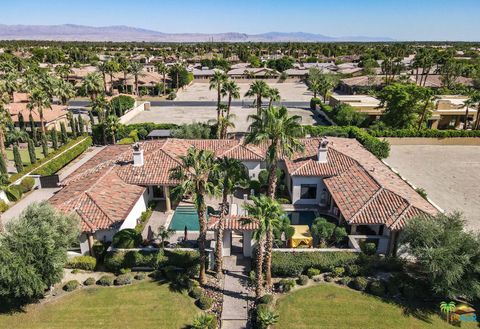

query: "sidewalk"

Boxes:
[221, 256, 252, 329]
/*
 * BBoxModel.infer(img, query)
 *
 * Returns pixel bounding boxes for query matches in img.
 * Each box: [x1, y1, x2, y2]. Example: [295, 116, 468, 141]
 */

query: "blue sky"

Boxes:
[1, 0, 479, 41]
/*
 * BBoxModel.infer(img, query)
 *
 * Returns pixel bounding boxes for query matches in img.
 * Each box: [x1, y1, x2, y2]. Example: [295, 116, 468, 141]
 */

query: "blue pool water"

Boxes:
[169, 206, 208, 231]
[286, 211, 317, 227]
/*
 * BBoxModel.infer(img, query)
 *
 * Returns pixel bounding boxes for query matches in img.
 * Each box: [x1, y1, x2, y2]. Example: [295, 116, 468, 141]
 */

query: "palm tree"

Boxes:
[218, 113, 236, 139]
[307, 79, 321, 99]
[267, 87, 281, 108]
[170, 148, 220, 285]
[417, 89, 436, 130]
[6, 129, 28, 146]
[82, 73, 104, 101]
[463, 98, 475, 130]
[213, 157, 249, 277]
[221, 80, 240, 119]
[105, 115, 120, 144]
[27, 89, 51, 134]
[209, 71, 228, 127]
[97, 61, 109, 94]
[119, 59, 130, 93]
[245, 80, 270, 115]
[54, 64, 73, 82]
[54, 79, 76, 105]
[155, 62, 169, 96]
[105, 60, 120, 95]
[471, 93, 480, 130]
[129, 62, 144, 96]
[156, 225, 175, 248]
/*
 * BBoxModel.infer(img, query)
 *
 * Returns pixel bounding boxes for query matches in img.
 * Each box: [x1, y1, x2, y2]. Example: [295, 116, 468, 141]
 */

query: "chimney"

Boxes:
[317, 137, 329, 163]
[132, 143, 144, 166]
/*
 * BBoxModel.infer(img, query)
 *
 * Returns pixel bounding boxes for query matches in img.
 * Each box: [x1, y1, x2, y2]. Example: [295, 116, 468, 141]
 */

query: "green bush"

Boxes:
[0, 200, 9, 212]
[346, 264, 360, 277]
[368, 128, 480, 138]
[134, 273, 146, 280]
[115, 274, 133, 286]
[104, 252, 126, 272]
[310, 97, 322, 110]
[361, 242, 377, 256]
[84, 277, 96, 286]
[97, 275, 115, 286]
[271, 251, 358, 277]
[341, 276, 352, 286]
[119, 268, 131, 274]
[19, 177, 35, 192]
[110, 95, 135, 116]
[192, 313, 217, 329]
[117, 137, 135, 144]
[386, 276, 401, 296]
[278, 279, 296, 293]
[306, 268, 321, 278]
[66, 256, 97, 271]
[369, 280, 386, 297]
[6, 185, 23, 201]
[353, 277, 369, 291]
[258, 294, 274, 305]
[332, 267, 345, 277]
[71, 269, 80, 274]
[196, 294, 213, 310]
[189, 286, 203, 299]
[297, 275, 309, 285]
[63, 280, 79, 292]
[112, 229, 142, 249]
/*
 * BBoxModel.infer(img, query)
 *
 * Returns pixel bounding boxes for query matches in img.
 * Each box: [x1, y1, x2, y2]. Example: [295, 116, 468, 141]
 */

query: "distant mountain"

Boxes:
[0, 24, 394, 42]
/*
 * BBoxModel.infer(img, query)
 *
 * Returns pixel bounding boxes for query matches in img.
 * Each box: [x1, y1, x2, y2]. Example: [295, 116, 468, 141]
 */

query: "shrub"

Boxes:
[276, 197, 291, 204]
[361, 242, 377, 256]
[66, 256, 97, 271]
[306, 267, 321, 278]
[6, 185, 23, 201]
[367, 128, 480, 138]
[277, 279, 296, 293]
[119, 268, 131, 274]
[167, 92, 176, 100]
[97, 275, 115, 286]
[192, 313, 217, 329]
[324, 275, 334, 282]
[115, 274, 133, 286]
[332, 267, 345, 277]
[369, 280, 386, 297]
[256, 306, 279, 329]
[310, 97, 322, 110]
[196, 294, 213, 310]
[63, 280, 79, 292]
[110, 95, 135, 116]
[346, 264, 360, 277]
[258, 294, 274, 305]
[189, 286, 203, 299]
[19, 177, 35, 192]
[84, 277, 96, 286]
[112, 229, 142, 249]
[353, 277, 369, 291]
[104, 251, 126, 272]
[71, 269, 80, 274]
[118, 137, 135, 144]
[341, 276, 352, 286]
[0, 200, 9, 212]
[297, 275, 309, 286]
[134, 273, 146, 280]
[386, 277, 401, 296]
[271, 251, 358, 277]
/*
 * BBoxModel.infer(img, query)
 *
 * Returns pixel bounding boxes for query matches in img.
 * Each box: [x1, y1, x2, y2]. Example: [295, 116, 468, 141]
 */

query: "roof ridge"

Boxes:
[387, 204, 412, 229]
[84, 190, 114, 223]
[350, 186, 383, 223]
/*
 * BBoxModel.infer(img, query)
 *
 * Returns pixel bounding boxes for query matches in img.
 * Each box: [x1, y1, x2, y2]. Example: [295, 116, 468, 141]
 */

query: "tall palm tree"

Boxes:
[119, 59, 130, 93]
[417, 88, 436, 130]
[105, 60, 120, 95]
[156, 225, 175, 248]
[463, 98, 475, 130]
[129, 62, 144, 96]
[54, 79, 76, 105]
[6, 129, 28, 146]
[0, 104, 11, 158]
[209, 71, 228, 127]
[245, 80, 270, 115]
[82, 73, 104, 101]
[97, 61, 109, 94]
[54, 64, 73, 82]
[307, 79, 321, 99]
[267, 87, 281, 108]
[242, 196, 283, 298]
[221, 80, 240, 119]
[155, 62, 169, 96]
[213, 157, 249, 277]
[218, 113, 236, 139]
[105, 115, 120, 144]
[27, 89, 51, 134]
[170, 148, 220, 285]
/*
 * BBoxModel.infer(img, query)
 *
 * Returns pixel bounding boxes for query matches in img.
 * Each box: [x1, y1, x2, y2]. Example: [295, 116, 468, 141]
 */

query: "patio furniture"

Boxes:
[288, 225, 313, 248]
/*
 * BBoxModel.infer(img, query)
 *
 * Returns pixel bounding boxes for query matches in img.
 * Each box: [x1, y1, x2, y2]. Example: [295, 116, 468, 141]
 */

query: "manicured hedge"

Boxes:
[9, 136, 92, 183]
[304, 126, 390, 159]
[271, 251, 359, 277]
[66, 255, 97, 271]
[111, 95, 135, 117]
[368, 128, 480, 138]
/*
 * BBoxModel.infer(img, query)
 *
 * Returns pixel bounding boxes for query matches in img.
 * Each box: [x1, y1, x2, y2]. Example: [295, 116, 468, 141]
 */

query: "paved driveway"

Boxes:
[385, 145, 480, 231]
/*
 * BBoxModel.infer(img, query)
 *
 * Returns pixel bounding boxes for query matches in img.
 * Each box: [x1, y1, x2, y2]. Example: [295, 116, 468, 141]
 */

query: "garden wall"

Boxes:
[119, 101, 150, 124]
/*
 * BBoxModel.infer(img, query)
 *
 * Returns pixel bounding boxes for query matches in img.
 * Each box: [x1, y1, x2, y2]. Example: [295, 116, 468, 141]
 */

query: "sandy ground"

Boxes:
[385, 145, 480, 230]
[127, 106, 319, 132]
[175, 82, 313, 101]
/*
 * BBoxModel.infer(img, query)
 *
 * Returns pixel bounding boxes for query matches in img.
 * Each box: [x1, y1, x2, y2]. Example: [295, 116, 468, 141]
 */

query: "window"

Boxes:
[300, 184, 317, 199]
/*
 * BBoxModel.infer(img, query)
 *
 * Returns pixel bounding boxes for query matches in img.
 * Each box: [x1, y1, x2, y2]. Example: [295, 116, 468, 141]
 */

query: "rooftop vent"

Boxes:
[132, 143, 144, 167]
[318, 137, 329, 163]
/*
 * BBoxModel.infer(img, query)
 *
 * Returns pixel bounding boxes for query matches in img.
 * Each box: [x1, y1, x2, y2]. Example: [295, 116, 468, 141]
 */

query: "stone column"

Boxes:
[87, 233, 95, 257]
[163, 185, 171, 212]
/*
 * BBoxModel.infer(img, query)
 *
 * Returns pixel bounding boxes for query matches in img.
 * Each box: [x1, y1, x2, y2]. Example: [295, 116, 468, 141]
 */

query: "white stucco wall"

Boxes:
[119, 189, 148, 231]
[242, 161, 263, 180]
[291, 176, 328, 205]
[222, 232, 232, 256]
[243, 231, 254, 257]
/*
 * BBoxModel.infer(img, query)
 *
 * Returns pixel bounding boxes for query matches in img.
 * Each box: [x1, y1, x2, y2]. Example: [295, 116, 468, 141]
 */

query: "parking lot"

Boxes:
[386, 145, 480, 231]
[127, 106, 319, 132]
[175, 82, 313, 102]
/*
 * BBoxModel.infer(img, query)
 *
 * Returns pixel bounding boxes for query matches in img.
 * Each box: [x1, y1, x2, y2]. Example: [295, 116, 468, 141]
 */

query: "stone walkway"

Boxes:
[221, 256, 252, 329]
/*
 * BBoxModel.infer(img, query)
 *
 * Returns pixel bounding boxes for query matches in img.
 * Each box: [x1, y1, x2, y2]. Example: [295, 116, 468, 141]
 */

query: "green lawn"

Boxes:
[0, 281, 199, 329]
[6, 147, 53, 166]
[275, 284, 477, 329]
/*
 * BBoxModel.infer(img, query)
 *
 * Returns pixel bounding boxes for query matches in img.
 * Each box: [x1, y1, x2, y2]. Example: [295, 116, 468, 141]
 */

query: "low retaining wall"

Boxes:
[385, 137, 480, 145]
[119, 101, 150, 124]
[273, 247, 359, 253]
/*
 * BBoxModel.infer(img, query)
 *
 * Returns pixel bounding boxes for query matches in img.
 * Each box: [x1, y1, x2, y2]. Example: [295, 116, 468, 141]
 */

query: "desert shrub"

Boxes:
[369, 280, 386, 297]
[346, 264, 360, 277]
[0, 200, 9, 212]
[271, 251, 358, 277]
[84, 277, 96, 286]
[306, 267, 321, 278]
[112, 229, 142, 248]
[360, 242, 377, 256]
[189, 286, 203, 299]
[297, 275, 309, 286]
[341, 276, 352, 286]
[115, 274, 133, 286]
[277, 279, 296, 293]
[353, 277, 369, 291]
[97, 275, 115, 286]
[196, 294, 213, 310]
[66, 255, 97, 271]
[134, 273, 146, 280]
[63, 280, 79, 292]
[332, 266, 345, 277]
[258, 294, 274, 305]
[256, 306, 279, 329]
[104, 251, 126, 272]
[192, 313, 217, 329]
[19, 177, 35, 192]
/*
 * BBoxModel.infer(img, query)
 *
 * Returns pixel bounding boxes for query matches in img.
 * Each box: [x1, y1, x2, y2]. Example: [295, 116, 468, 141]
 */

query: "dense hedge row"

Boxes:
[368, 128, 480, 138]
[9, 136, 92, 183]
[304, 126, 390, 159]
[271, 251, 359, 277]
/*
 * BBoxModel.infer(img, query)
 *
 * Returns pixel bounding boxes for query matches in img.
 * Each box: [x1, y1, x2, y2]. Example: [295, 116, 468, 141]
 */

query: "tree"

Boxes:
[155, 62, 169, 96]
[105, 115, 121, 144]
[27, 138, 36, 164]
[170, 148, 220, 285]
[245, 80, 270, 115]
[129, 61, 144, 96]
[209, 71, 228, 132]
[12, 144, 23, 173]
[267, 87, 280, 108]
[68, 113, 77, 138]
[463, 97, 476, 130]
[220, 80, 240, 138]
[81, 73, 104, 101]
[18, 112, 25, 130]
[334, 104, 367, 126]
[27, 88, 51, 134]
[0, 105, 10, 158]
[169, 64, 190, 89]
[213, 157, 249, 277]
[310, 217, 347, 247]
[156, 225, 175, 248]
[0, 152, 7, 175]
[0, 202, 80, 301]
[41, 133, 48, 157]
[400, 212, 480, 300]
[6, 129, 28, 146]
[29, 113, 38, 144]
[54, 79, 76, 105]
[60, 121, 68, 144]
[97, 61, 109, 94]
[416, 88, 436, 130]
[78, 116, 85, 135]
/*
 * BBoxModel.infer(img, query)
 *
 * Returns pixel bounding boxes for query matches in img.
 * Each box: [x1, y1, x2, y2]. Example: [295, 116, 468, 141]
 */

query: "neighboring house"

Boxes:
[192, 68, 222, 81]
[329, 95, 384, 119]
[7, 92, 69, 130]
[431, 95, 478, 129]
[227, 67, 279, 80]
[49, 137, 437, 256]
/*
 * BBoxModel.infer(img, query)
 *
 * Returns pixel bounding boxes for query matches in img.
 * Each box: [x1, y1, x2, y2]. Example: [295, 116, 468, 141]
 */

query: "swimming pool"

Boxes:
[169, 206, 207, 231]
[286, 211, 317, 227]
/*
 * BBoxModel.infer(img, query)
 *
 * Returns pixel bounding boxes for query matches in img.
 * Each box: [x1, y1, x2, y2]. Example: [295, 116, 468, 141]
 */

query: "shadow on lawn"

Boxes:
[0, 297, 31, 315]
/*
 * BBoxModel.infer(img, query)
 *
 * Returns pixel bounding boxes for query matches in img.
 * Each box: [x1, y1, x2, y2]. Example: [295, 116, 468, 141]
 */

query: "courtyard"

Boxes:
[175, 81, 313, 101]
[126, 105, 319, 132]
[386, 144, 480, 231]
